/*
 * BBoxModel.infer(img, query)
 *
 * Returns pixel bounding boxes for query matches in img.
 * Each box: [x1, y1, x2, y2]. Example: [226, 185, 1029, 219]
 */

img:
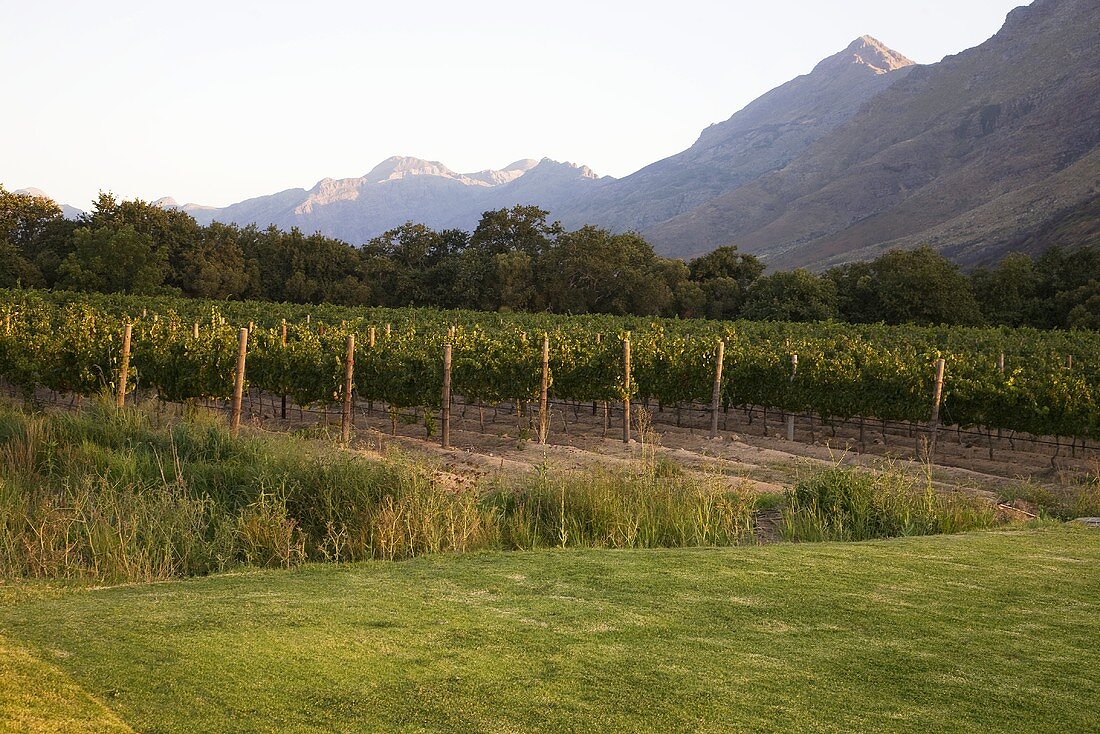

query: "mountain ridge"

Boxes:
[643, 0, 1100, 268]
[552, 35, 917, 234]
[180, 157, 603, 242]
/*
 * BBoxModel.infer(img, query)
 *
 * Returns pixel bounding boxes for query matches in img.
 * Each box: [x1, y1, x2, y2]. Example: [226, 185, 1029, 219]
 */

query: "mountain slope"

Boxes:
[645, 0, 1100, 268]
[556, 36, 915, 233]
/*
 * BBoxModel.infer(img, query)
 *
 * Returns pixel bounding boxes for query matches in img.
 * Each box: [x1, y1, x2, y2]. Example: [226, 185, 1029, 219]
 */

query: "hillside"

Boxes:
[645, 0, 1100, 268]
[556, 36, 915, 233]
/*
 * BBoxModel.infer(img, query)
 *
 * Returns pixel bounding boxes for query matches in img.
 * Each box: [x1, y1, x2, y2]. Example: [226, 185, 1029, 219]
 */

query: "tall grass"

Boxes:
[780, 464, 997, 542]
[1, 401, 755, 581]
[488, 464, 756, 550]
[998, 479, 1100, 520]
[0, 401, 497, 581]
[0, 401, 1010, 582]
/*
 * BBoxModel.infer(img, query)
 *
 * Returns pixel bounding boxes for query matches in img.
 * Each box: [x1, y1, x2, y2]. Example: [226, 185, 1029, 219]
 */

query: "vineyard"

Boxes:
[2, 288, 1100, 445]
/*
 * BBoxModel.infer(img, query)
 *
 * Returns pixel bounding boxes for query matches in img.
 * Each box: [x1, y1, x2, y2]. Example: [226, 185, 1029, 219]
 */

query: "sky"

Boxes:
[1, 0, 1026, 209]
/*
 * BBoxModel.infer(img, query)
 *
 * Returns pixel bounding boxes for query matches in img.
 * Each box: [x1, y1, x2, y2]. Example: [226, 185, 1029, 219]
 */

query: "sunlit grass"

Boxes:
[2, 526, 1098, 733]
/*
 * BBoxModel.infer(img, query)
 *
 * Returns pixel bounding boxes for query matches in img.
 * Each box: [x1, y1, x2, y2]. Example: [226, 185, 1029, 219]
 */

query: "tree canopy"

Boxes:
[4, 186, 1100, 329]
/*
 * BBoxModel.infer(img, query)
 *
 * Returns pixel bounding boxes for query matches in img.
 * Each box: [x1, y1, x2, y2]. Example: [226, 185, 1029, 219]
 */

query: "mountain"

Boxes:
[180, 157, 602, 243]
[164, 35, 916, 245]
[555, 36, 915, 233]
[13, 188, 84, 219]
[644, 0, 1100, 268]
[142, 0, 1099, 267]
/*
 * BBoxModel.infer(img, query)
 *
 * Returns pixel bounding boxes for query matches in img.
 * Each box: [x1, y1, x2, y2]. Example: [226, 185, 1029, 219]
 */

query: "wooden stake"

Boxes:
[928, 358, 946, 452]
[341, 334, 355, 445]
[192, 322, 199, 339]
[787, 353, 798, 442]
[280, 319, 288, 420]
[998, 352, 1005, 374]
[230, 328, 249, 436]
[441, 343, 452, 449]
[369, 326, 376, 348]
[539, 334, 550, 444]
[622, 334, 632, 443]
[709, 340, 725, 439]
[116, 322, 132, 408]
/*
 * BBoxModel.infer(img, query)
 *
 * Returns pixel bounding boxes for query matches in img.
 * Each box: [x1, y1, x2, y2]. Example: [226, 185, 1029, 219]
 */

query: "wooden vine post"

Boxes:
[192, 322, 199, 339]
[709, 339, 725, 439]
[116, 322, 132, 408]
[539, 333, 550, 444]
[341, 334, 355, 445]
[278, 320, 288, 419]
[441, 342, 453, 449]
[928, 358, 946, 453]
[369, 326, 376, 348]
[230, 328, 249, 437]
[787, 353, 799, 442]
[622, 333, 632, 443]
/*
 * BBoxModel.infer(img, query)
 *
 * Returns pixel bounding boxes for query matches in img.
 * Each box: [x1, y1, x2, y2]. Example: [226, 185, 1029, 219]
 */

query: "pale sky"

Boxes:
[2, 0, 1025, 209]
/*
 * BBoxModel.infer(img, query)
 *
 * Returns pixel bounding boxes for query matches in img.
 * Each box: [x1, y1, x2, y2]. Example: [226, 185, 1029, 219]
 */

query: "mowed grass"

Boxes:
[2, 526, 1099, 733]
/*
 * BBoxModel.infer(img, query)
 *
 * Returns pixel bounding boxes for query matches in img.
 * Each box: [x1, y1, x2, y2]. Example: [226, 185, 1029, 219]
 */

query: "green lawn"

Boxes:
[2, 526, 1099, 733]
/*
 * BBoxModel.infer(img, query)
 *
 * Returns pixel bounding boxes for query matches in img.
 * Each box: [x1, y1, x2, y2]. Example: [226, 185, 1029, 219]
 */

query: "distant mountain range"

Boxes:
[15, 0, 1099, 269]
[163, 157, 602, 245]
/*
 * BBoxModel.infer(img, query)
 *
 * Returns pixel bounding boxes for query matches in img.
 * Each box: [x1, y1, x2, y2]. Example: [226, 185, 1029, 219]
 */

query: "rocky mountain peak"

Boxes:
[533, 158, 600, 180]
[502, 159, 540, 173]
[364, 156, 461, 183]
[814, 35, 915, 76]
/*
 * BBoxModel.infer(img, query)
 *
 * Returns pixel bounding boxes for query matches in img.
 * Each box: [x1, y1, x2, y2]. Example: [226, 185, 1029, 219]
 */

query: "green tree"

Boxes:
[539, 227, 672, 315]
[0, 186, 63, 287]
[687, 246, 764, 320]
[826, 262, 881, 323]
[969, 253, 1039, 327]
[741, 270, 838, 322]
[56, 225, 168, 293]
[176, 222, 253, 299]
[868, 247, 983, 326]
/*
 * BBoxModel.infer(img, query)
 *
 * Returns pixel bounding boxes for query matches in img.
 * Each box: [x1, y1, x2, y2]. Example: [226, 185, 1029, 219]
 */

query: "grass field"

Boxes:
[2, 525, 1098, 733]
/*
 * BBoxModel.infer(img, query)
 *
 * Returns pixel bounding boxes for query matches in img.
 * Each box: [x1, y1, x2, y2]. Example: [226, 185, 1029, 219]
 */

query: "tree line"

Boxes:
[2, 185, 1099, 329]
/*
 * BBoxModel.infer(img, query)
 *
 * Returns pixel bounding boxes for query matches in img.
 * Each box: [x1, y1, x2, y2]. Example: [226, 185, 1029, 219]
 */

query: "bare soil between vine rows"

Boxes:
[232, 391, 1095, 503]
[14, 384, 1094, 504]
